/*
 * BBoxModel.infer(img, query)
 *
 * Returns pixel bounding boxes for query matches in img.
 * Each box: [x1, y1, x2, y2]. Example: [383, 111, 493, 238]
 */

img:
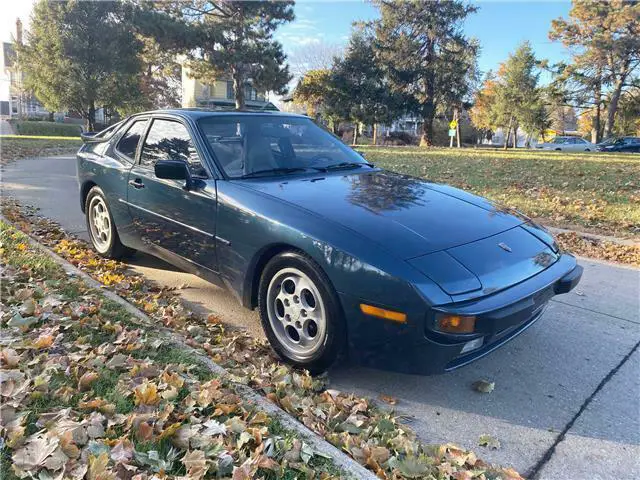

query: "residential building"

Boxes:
[181, 64, 278, 111]
[2, 20, 49, 118]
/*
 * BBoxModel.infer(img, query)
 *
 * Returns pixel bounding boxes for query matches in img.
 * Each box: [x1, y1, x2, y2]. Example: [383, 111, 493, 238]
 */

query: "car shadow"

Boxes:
[126, 251, 183, 273]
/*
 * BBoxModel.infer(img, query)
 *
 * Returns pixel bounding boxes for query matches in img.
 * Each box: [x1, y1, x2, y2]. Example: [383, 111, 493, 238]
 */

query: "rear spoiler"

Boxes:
[80, 132, 101, 143]
[81, 120, 125, 143]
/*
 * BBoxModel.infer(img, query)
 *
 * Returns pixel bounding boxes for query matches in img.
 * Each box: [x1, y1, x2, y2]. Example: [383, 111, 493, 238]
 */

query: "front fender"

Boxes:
[215, 181, 450, 330]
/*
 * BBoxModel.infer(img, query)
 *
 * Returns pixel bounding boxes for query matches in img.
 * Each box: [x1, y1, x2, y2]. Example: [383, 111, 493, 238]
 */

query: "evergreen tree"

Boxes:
[333, 26, 403, 144]
[182, 1, 294, 109]
[18, 0, 142, 130]
[494, 42, 544, 148]
[372, 0, 478, 146]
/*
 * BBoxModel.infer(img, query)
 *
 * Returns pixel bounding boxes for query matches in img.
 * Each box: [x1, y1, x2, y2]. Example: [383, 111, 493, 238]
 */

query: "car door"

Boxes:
[125, 117, 219, 272]
[622, 138, 640, 153]
[566, 138, 580, 151]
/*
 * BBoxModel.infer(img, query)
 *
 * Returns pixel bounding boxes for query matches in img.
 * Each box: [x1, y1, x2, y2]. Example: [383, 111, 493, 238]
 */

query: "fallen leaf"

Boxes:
[182, 449, 208, 480]
[78, 371, 99, 391]
[473, 380, 495, 393]
[134, 382, 160, 406]
[1, 348, 20, 368]
[33, 334, 54, 349]
[478, 434, 501, 450]
[379, 394, 397, 405]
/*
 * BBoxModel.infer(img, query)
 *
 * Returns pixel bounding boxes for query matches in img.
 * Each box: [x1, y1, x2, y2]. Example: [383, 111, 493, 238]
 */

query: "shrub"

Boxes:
[10, 121, 82, 137]
[382, 131, 417, 146]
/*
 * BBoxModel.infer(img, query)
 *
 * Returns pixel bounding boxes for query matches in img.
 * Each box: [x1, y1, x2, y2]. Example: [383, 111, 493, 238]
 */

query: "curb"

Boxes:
[546, 226, 639, 247]
[2, 215, 378, 480]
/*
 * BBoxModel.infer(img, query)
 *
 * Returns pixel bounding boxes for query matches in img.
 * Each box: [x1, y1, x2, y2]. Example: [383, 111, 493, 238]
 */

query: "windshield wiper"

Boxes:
[323, 162, 375, 171]
[240, 167, 308, 178]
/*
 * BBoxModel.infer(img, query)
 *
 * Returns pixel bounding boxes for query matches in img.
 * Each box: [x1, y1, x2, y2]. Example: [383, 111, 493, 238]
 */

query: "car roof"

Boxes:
[130, 108, 309, 121]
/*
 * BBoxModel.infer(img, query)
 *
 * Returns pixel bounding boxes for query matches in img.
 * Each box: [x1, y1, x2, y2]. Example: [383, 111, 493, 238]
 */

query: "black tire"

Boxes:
[584, 148, 590, 152]
[555, 148, 562, 151]
[258, 251, 346, 374]
[84, 186, 134, 259]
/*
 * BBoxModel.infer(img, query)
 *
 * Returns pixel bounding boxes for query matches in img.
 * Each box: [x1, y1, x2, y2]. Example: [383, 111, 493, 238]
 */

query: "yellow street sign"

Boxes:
[449, 120, 458, 129]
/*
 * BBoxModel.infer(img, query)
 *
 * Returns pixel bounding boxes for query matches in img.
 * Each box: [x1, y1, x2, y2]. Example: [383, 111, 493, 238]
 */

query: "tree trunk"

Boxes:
[419, 114, 435, 147]
[48, 112, 54, 122]
[512, 125, 518, 148]
[604, 73, 627, 139]
[86, 102, 96, 132]
[352, 124, 358, 145]
[504, 116, 513, 150]
[232, 67, 245, 110]
[372, 124, 378, 146]
[591, 79, 602, 144]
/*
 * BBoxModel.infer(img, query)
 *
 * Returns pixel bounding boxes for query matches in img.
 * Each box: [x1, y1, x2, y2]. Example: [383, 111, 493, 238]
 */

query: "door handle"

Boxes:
[129, 179, 145, 189]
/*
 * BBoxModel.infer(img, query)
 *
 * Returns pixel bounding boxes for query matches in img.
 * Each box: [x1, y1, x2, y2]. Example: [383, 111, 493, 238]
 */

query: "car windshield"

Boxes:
[599, 137, 619, 146]
[551, 137, 570, 144]
[198, 115, 367, 178]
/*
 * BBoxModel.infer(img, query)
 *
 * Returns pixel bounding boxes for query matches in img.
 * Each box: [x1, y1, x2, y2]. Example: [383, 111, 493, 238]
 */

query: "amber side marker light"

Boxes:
[436, 314, 476, 334]
[360, 304, 407, 323]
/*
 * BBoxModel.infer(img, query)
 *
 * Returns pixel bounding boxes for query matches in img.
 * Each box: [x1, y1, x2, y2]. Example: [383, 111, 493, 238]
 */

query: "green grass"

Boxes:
[360, 146, 640, 237]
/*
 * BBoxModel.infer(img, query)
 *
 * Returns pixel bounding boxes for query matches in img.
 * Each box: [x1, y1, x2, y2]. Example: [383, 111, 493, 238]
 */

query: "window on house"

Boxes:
[226, 81, 234, 100]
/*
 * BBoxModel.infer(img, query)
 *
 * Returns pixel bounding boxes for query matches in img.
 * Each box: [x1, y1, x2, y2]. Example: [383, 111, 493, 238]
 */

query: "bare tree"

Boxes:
[289, 41, 344, 78]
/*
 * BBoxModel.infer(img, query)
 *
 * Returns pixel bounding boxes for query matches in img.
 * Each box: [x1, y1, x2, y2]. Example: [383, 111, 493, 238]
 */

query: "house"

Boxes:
[2, 20, 49, 119]
[181, 64, 278, 111]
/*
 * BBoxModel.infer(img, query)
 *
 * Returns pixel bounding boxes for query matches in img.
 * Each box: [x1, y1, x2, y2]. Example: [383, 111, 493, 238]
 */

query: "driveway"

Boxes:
[3, 155, 639, 479]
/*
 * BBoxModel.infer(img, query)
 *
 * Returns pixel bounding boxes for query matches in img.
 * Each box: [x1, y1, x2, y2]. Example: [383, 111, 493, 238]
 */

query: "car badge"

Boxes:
[498, 242, 512, 253]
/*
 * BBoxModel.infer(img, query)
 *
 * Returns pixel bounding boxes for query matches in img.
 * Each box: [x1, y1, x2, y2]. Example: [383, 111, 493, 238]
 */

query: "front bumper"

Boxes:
[344, 254, 582, 375]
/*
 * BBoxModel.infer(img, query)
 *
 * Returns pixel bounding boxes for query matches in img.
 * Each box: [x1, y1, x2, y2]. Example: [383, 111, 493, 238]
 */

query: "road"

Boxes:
[3, 155, 639, 479]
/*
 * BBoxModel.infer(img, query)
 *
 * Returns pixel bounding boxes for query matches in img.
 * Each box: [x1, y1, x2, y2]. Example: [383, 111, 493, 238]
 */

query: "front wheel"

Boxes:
[258, 251, 346, 374]
[85, 186, 134, 259]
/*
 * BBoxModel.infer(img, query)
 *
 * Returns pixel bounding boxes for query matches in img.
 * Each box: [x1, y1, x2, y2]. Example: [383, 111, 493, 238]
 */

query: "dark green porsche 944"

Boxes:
[77, 109, 582, 374]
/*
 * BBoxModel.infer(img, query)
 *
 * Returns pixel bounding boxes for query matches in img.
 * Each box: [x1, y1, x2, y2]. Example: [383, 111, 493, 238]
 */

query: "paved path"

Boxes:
[3, 155, 639, 478]
[0, 118, 14, 135]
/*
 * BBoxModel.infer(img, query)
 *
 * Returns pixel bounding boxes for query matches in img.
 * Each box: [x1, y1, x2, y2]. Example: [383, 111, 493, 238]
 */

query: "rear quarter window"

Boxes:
[116, 120, 148, 162]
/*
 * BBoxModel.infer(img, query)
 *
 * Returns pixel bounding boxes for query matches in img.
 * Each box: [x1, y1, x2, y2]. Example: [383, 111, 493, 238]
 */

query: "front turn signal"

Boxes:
[436, 314, 476, 334]
[360, 304, 407, 323]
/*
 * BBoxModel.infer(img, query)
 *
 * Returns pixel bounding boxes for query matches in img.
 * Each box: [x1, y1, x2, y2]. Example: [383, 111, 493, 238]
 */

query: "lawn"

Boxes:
[0, 137, 82, 164]
[360, 146, 640, 238]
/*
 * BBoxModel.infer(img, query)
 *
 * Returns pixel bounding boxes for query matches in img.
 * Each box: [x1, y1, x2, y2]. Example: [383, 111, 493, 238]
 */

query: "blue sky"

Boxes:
[276, 0, 573, 81]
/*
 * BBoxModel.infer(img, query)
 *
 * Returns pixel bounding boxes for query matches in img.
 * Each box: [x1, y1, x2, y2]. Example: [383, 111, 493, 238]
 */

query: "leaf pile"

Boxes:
[1, 200, 524, 479]
[556, 232, 639, 267]
[1, 222, 340, 479]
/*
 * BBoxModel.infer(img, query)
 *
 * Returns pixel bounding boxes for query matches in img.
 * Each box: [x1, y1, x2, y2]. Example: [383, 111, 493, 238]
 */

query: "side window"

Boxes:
[116, 120, 148, 161]
[140, 119, 207, 177]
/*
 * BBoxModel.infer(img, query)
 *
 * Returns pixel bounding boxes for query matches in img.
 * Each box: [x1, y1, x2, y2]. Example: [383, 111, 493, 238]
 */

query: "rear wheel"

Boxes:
[85, 186, 134, 259]
[258, 251, 346, 374]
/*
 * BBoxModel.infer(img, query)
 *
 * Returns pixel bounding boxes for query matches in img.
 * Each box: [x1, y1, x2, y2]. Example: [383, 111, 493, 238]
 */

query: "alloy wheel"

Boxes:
[88, 196, 112, 252]
[266, 267, 327, 360]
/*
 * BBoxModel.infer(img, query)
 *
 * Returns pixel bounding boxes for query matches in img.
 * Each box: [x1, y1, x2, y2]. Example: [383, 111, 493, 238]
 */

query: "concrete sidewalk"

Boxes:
[3, 155, 639, 478]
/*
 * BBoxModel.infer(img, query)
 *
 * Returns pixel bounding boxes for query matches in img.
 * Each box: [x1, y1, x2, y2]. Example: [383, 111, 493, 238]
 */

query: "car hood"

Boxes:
[241, 170, 526, 259]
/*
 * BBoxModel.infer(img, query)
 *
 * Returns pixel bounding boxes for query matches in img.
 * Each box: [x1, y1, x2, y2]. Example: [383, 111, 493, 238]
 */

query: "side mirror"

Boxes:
[155, 160, 194, 189]
[155, 160, 189, 180]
